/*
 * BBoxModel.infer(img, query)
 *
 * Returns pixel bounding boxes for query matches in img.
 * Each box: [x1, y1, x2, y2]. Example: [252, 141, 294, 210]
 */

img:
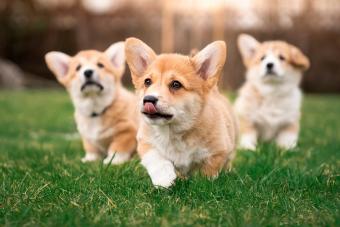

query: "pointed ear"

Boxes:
[125, 37, 156, 79]
[290, 46, 310, 71]
[237, 34, 260, 65]
[45, 51, 71, 84]
[190, 48, 199, 57]
[192, 41, 226, 87]
[105, 41, 126, 76]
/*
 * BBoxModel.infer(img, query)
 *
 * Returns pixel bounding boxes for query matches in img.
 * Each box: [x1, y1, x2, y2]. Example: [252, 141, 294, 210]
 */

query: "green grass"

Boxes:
[0, 89, 339, 226]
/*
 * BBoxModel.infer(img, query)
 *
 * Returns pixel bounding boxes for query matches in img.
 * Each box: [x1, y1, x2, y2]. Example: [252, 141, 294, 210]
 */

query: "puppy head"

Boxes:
[45, 42, 125, 98]
[125, 38, 226, 127]
[238, 34, 310, 85]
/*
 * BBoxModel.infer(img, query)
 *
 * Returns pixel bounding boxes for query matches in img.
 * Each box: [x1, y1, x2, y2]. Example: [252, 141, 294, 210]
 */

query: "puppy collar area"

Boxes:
[90, 105, 111, 118]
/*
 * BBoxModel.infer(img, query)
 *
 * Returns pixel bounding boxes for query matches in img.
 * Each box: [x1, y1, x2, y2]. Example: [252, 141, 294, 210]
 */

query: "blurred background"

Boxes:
[0, 0, 339, 93]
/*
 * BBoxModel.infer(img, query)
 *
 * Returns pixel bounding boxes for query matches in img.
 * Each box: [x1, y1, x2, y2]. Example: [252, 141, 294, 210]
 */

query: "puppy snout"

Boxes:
[84, 69, 94, 79]
[266, 63, 274, 70]
[143, 95, 158, 105]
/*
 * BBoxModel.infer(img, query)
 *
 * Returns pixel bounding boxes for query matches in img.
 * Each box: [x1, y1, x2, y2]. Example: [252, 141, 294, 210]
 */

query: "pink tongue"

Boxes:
[144, 102, 157, 114]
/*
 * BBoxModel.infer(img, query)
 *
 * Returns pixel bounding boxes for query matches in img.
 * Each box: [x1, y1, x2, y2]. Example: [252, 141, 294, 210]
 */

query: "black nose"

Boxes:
[143, 95, 158, 104]
[84, 69, 93, 79]
[266, 63, 274, 70]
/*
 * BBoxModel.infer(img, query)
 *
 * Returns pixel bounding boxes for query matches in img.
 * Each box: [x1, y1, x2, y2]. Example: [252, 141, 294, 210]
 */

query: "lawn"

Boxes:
[0, 89, 339, 226]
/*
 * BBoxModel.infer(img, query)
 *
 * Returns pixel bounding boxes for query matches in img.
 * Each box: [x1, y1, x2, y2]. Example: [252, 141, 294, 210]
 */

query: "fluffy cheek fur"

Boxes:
[282, 65, 303, 85]
[246, 65, 262, 83]
[169, 93, 203, 130]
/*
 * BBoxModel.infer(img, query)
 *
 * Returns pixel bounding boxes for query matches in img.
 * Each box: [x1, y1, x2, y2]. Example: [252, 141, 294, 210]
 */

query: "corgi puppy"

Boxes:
[234, 34, 310, 150]
[45, 42, 138, 164]
[125, 38, 237, 188]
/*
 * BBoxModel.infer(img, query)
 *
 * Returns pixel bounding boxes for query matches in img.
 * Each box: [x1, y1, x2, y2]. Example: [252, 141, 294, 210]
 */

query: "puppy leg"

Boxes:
[139, 143, 176, 188]
[201, 152, 227, 179]
[239, 118, 258, 150]
[81, 139, 102, 163]
[103, 129, 136, 165]
[276, 122, 299, 149]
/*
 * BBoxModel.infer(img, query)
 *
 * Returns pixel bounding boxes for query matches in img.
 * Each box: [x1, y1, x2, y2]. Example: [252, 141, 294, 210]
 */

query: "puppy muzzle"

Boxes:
[81, 81, 104, 92]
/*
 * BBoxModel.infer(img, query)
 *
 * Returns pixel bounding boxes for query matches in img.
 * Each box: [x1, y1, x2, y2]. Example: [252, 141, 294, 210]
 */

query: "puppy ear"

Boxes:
[125, 38, 156, 79]
[45, 51, 71, 84]
[237, 34, 259, 65]
[105, 41, 126, 76]
[192, 41, 226, 88]
[290, 46, 310, 71]
[190, 48, 199, 57]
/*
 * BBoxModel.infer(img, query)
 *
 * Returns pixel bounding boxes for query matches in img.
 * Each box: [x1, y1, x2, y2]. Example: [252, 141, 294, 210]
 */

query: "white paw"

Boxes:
[103, 152, 131, 165]
[239, 134, 257, 151]
[141, 150, 177, 188]
[150, 162, 177, 188]
[276, 133, 298, 150]
[81, 153, 101, 163]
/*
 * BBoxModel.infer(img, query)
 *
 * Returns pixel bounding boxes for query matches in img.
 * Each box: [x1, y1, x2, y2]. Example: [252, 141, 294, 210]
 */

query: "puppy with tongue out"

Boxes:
[125, 38, 238, 188]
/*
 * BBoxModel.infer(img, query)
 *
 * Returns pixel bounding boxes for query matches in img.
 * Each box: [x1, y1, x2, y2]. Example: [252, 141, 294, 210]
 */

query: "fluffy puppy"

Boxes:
[45, 42, 138, 164]
[234, 34, 310, 150]
[125, 38, 237, 188]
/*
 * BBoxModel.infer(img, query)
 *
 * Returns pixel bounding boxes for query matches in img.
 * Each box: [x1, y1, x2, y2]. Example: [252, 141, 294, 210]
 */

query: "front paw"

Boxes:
[239, 134, 257, 151]
[150, 163, 177, 188]
[276, 133, 298, 150]
[81, 153, 101, 163]
[103, 152, 131, 165]
[141, 150, 177, 188]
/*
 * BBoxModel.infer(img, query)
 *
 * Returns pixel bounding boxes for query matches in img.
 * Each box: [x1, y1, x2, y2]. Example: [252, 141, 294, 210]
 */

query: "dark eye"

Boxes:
[260, 55, 266, 61]
[279, 54, 285, 61]
[76, 64, 81, 71]
[97, 62, 104, 68]
[144, 78, 152, 87]
[170, 80, 182, 90]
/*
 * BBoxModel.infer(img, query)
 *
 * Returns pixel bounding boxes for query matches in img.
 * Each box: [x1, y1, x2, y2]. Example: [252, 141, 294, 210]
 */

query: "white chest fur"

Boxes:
[76, 116, 104, 139]
[73, 93, 115, 149]
[254, 86, 301, 140]
[76, 115, 114, 149]
[142, 125, 210, 172]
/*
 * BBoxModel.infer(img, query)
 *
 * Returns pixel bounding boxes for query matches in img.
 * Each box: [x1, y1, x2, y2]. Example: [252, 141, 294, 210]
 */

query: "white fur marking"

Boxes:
[276, 131, 298, 150]
[141, 150, 177, 188]
[103, 152, 131, 165]
[239, 133, 257, 151]
[81, 153, 102, 163]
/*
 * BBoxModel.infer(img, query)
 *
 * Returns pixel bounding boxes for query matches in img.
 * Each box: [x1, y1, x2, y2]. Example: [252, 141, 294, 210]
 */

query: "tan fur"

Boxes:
[240, 41, 310, 70]
[125, 38, 237, 187]
[235, 34, 310, 150]
[45, 44, 138, 163]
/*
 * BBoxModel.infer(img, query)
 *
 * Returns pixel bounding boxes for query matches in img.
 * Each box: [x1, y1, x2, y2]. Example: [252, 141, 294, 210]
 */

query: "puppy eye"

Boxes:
[260, 55, 266, 61]
[279, 55, 286, 61]
[144, 78, 152, 87]
[97, 62, 104, 68]
[169, 80, 182, 90]
[76, 64, 81, 71]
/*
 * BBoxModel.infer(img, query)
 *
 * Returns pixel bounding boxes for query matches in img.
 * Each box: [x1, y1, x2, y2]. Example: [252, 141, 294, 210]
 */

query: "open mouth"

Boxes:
[142, 111, 173, 120]
[81, 81, 104, 91]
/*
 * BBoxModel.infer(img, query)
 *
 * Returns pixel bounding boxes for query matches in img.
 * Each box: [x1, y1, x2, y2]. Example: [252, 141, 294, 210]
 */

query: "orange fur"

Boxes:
[235, 34, 310, 150]
[125, 38, 237, 187]
[45, 43, 138, 163]
[240, 40, 310, 70]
